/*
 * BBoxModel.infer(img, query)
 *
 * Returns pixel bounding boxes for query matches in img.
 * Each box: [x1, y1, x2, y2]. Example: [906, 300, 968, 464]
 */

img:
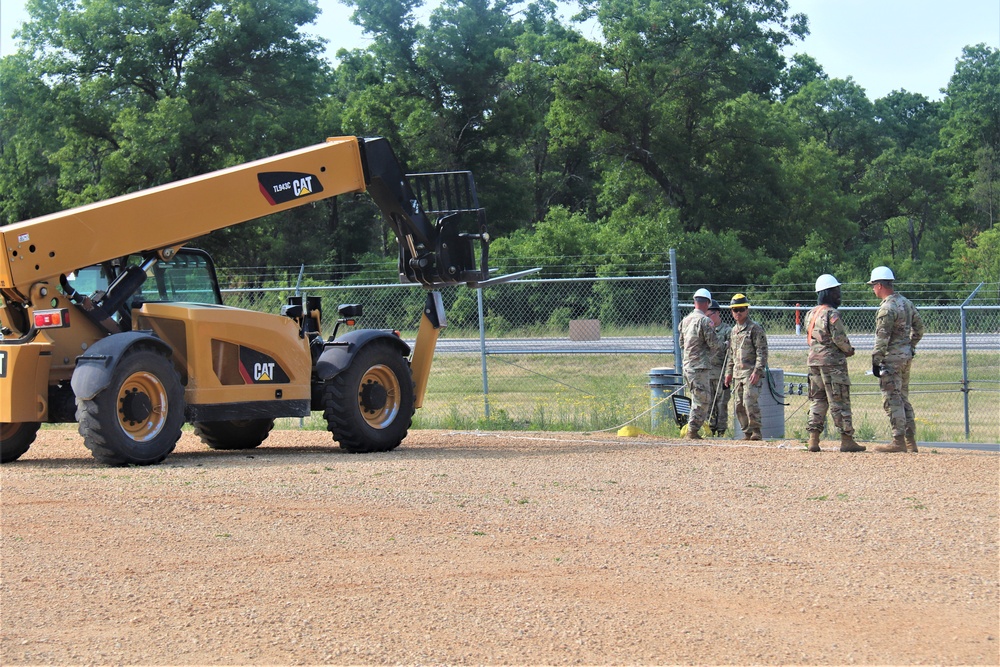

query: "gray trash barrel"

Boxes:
[648, 368, 684, 429]
[733, 368, 785, 439]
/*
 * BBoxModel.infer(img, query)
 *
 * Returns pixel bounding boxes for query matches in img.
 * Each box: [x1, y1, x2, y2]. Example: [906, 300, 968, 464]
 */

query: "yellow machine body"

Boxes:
[0, 341, 51, 423]
[133, 303, 313, 412]
[0, 135, 495, 465]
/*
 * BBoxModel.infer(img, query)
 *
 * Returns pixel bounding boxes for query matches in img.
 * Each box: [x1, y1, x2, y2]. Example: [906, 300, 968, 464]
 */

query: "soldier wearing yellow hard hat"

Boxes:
[724, 293, 769, 440]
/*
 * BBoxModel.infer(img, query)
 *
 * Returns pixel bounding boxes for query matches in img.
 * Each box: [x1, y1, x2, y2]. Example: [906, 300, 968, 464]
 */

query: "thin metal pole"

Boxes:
[478, 286, 490, 419]
[960, 283, 984, 439]
[294, 263, 305, 296]
[669, 249, 681, 375]
[296, 262, 305, 428]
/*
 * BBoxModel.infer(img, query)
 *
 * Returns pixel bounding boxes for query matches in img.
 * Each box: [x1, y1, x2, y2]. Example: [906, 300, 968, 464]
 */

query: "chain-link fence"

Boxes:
[221, 274, 1000, 444]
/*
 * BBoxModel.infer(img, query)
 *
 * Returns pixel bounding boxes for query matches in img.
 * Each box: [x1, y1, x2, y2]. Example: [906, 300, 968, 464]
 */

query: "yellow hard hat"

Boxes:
[730, 293, 750, 309]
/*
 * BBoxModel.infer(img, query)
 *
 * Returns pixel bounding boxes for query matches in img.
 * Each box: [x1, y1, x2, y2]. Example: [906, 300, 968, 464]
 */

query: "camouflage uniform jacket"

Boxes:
[709, 321, 732, 375]
[678, 310, 721, 371]
[725, 319, 768, 380]
[873, 293, 925, 365]
[805, 305, 854, 367]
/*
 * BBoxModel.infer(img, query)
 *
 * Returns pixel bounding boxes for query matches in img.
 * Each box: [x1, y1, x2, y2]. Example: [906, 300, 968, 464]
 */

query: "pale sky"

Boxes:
[1, 0, 997, 101]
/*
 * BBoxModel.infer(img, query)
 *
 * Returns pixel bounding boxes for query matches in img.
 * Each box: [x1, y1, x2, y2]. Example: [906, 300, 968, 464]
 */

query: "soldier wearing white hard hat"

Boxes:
[677, 288, 721, 439]
[868, 266, 925, 453]
[804, 275, 864, 453]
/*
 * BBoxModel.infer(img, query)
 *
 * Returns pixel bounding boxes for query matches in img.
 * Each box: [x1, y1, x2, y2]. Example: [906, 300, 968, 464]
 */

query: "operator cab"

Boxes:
[64, 248, 224, 332]
[68, 248, 224, 309]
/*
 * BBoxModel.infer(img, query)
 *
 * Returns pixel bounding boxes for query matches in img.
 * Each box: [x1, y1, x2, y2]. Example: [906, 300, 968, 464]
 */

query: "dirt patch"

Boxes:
[2, 429, 998, 665]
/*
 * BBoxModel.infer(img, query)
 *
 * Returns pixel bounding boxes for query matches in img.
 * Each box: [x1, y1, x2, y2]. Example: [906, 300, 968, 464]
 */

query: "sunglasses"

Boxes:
[731, 307, 748, 313]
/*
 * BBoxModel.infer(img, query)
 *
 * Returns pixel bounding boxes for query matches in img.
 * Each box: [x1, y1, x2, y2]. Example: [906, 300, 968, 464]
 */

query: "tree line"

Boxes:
[1, 0, 997, 301]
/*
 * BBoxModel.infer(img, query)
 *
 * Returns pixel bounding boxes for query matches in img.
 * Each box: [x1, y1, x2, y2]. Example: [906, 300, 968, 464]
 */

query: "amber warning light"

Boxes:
[33, 309, 71, 329]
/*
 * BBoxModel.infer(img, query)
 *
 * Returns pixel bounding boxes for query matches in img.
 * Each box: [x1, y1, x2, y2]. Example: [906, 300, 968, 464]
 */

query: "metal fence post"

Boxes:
[478, 286, 490, 419]
[295, 263, 305, 428]
[670, 249, 681, 376]
[961, 283, 984, 439]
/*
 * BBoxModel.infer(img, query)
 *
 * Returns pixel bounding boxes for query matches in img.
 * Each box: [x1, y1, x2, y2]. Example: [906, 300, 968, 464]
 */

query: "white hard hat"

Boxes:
[867, 266, 895, 284]
[815, 274, 841, 292]
[693, 288, 712, 300]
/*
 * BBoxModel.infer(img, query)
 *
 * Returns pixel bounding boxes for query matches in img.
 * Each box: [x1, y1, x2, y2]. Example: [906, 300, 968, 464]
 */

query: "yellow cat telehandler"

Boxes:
[0, 136, 519, 465]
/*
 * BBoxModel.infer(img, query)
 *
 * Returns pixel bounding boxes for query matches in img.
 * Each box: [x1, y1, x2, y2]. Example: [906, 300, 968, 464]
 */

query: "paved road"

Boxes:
[431, 333, 999, 354]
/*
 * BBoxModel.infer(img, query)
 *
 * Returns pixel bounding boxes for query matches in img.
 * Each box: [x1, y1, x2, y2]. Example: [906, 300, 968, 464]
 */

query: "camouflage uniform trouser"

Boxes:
[807, 365, 854, 437]
[683, 368, 713, 431]
[708, 376, 730, 434]
[732, 376, 762, 436]
[879, 359, 915, 438]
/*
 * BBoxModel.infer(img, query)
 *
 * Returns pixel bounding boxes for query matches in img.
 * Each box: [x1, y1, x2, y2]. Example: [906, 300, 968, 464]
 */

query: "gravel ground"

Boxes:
[1, 428, 998, 666]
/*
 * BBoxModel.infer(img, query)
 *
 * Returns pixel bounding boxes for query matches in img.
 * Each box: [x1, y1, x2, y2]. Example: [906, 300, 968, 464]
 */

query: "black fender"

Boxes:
[71, 332, 173, 401]
[314, 329, 411, 382]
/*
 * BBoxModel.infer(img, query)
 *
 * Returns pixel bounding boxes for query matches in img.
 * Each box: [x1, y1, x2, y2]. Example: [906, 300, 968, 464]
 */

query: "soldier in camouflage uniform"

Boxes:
[677, 289, 722, 440]
[868, 266, 925, 453]
[724, 294, 768, 441]
[706, 301, 732, 436]
[805, 275, 865, 453]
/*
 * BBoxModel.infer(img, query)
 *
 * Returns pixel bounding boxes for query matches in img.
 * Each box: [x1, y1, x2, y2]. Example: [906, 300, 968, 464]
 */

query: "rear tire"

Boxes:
[1, 422, 40, 463]
[323, 341, 414, 453]
[194, 419, 275, 450]
[77, 345, 184, 466]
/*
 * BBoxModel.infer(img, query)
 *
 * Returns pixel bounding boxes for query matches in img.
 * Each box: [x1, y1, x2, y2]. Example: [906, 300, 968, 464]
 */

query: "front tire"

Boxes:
[1, 422, 40, 463]
[77, 346, 185, 466]
[323, 341, 414, 453]
[194, 419, 275, 450]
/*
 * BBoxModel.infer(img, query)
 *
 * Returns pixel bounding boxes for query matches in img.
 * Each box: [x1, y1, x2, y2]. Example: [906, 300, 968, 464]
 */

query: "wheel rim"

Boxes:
[358, 364, 401, 430]
[116, 371, 169, 442]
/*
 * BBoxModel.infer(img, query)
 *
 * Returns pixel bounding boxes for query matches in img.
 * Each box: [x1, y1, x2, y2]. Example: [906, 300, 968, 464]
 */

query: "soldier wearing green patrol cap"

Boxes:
[705, 299, 731, 436]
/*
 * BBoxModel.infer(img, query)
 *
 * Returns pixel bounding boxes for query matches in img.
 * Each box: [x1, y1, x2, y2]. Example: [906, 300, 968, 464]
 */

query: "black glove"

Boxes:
[872, 357, 881, 377]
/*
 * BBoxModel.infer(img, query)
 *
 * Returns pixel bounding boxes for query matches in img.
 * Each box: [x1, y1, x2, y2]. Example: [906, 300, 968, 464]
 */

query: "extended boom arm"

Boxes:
[0, 136, 492, 308]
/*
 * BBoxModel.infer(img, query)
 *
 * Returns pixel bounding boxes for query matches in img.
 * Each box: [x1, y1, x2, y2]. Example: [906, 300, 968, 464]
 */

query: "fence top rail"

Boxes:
[495, 275, 672, 285]
[221, 275, 677, 293]
[222, 282, 423, 294]
[718, 304, 1000, 312]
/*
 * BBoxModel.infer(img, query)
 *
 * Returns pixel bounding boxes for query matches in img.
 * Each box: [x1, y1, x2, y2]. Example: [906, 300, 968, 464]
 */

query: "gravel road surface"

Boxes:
[1, 429, 997, 665]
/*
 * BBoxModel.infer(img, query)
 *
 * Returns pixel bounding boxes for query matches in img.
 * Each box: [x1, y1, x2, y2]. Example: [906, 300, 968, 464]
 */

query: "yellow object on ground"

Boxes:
[617, 425, 646, 437]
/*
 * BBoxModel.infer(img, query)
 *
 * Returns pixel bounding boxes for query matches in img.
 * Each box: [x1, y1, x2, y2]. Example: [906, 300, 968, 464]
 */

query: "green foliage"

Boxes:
[2, 0, 331, 267]
[948, 227, 1000, 285]
[0, 0, 996, 303]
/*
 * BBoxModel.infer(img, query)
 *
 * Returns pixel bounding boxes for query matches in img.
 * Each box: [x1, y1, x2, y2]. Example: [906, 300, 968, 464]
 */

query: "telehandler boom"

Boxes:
[0, 136, 500, 465]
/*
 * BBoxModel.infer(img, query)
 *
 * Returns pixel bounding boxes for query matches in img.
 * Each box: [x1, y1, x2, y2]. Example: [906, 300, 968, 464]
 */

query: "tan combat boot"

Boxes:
[748, 431, 762, 441]
[905, 431, 918, 453]
[807, 431, 821, 452]
[839, 434, 866, 452]
[875, 435, 907, 453]
[687, 426, 703, 440]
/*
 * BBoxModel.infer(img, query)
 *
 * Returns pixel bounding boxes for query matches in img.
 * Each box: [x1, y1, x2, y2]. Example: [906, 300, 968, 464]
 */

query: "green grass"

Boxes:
[402, 349, 999, 443]
[785, 350, 1000, 443]
[41, 348, 996, 444]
